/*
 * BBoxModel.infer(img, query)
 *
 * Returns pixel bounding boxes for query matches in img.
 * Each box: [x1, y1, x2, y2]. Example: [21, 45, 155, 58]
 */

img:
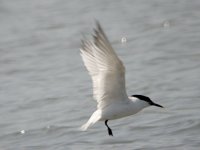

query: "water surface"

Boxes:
[0, 0, 200, 149]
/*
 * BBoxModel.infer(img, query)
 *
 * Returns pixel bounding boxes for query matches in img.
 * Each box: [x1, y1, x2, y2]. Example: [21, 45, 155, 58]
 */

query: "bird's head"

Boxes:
[132, 95, 163, 108]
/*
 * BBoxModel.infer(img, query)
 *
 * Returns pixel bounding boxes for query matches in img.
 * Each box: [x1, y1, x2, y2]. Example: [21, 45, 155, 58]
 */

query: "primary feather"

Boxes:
[80, 22, 128, 109]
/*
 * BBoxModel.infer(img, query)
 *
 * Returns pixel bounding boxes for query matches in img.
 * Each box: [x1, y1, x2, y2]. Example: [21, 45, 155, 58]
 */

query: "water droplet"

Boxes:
[121, 37, 127, 43]
[163, 21, 170, 28]
[20, 130, 25, 134]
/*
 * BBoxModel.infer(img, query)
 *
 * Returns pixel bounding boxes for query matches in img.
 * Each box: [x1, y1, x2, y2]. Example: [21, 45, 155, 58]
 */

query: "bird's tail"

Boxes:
[80, 110, 101, 131]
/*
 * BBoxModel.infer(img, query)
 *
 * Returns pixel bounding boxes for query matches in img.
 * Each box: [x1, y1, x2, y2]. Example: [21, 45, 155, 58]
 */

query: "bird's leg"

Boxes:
[105, 120, 113, 136]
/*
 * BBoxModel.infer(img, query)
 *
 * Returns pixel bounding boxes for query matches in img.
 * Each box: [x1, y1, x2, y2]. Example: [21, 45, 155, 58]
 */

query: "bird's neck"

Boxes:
[129, 97, 149, 111]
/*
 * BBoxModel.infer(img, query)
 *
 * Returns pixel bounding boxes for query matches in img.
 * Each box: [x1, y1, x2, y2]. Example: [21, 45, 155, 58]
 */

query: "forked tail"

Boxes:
[80, 110, 101, 131]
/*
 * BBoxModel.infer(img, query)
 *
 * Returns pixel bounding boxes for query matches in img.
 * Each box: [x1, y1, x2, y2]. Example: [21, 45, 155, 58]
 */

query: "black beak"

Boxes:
[152, 103, 164, 108]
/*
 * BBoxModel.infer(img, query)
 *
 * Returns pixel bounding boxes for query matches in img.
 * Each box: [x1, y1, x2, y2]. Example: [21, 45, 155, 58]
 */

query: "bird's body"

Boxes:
[80, 22, 163, 136]
[100, 97, 148, 121]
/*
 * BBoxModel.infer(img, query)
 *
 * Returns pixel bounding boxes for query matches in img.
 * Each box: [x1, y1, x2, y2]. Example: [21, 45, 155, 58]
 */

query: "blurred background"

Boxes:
[0, 0, 200, 149]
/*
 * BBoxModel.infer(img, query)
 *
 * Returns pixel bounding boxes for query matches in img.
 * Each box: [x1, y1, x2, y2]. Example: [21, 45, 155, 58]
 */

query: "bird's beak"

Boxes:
[152, 103, 164, 108]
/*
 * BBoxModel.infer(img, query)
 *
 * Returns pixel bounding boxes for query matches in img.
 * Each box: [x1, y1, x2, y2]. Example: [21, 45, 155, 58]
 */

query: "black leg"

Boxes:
[105, 120, 113, 136]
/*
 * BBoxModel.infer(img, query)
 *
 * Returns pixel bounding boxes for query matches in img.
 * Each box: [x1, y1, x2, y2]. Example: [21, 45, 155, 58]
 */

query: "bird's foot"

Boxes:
[108, 128, 113, 136]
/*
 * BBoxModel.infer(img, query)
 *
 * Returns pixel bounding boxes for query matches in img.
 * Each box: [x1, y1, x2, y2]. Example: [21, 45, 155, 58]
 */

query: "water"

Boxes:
[0, 0, 200, 149]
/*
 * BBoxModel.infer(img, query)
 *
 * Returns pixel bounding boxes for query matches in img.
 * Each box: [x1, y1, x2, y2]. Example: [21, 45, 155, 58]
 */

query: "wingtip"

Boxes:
[94, 20, 103, 32]
[94, 19, 100, 26]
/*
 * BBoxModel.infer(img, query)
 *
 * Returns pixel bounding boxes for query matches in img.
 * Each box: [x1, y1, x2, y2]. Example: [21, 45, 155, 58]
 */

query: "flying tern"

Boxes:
[80, 22, 163, 136]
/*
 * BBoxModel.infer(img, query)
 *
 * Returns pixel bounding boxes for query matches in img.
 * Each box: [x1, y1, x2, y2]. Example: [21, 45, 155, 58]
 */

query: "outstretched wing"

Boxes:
[80, 22, 128, 109]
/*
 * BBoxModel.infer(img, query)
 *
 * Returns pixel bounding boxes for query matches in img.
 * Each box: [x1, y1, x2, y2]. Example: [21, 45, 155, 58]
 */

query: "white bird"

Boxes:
[80, 22, 163, 136]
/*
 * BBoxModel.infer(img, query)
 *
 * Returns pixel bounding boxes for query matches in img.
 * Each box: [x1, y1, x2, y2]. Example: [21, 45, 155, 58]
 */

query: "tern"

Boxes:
[80, 22, 163, 136]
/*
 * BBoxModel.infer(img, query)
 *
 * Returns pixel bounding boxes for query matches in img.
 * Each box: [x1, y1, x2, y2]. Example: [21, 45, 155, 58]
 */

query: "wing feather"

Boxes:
[80, 22, 128, 108]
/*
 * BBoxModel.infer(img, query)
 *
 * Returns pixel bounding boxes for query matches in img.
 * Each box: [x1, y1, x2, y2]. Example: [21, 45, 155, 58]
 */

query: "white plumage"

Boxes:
[80, 22, 163, 136]
[80, 22, 127, 109]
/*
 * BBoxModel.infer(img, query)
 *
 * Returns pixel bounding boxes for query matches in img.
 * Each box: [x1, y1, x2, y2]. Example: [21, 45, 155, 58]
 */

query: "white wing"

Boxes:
[80, 22, 128, 109]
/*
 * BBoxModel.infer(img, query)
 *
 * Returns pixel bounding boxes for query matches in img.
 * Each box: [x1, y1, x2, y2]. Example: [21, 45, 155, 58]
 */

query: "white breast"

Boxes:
[100, 98, 148, 120]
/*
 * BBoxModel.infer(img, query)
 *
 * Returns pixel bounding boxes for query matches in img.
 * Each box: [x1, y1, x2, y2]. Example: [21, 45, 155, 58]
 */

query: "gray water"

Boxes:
[0, 0, 200, 149]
